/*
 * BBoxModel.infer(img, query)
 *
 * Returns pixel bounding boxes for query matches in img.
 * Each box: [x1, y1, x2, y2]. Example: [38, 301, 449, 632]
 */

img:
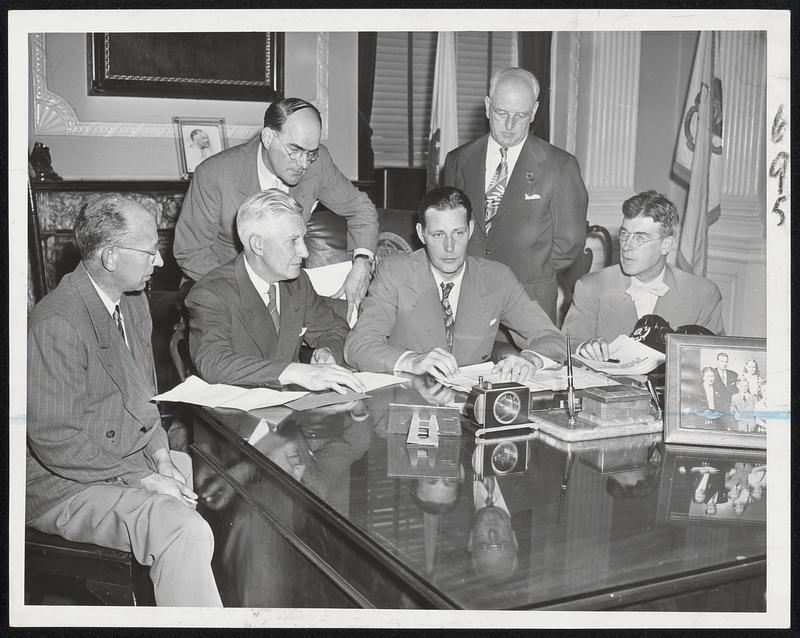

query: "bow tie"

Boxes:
[626, 277, 669, 304]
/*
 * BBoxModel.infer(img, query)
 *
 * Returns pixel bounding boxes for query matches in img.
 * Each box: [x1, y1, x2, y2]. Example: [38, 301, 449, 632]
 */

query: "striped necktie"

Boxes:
[485, 146, 508, 233]
[267, 283, 280, 334]
[440, 282, 455, 352]
[113, 304, 128, 348]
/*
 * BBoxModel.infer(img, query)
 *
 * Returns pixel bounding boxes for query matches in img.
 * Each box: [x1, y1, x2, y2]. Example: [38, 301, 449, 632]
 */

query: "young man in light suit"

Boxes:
[444, 67, 588, 323]
[174, 97, 379, 318]
[563, 190, 725, 361]
[26, 196, 221, 606]
[344, 187, 566, 381]
[185, 189, 365, 394]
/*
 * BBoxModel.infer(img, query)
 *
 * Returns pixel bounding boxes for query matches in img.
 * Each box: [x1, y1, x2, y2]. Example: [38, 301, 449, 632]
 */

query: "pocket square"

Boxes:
[299, 326, 308, 337]
[489, 318, 498, 326]
[524, 193, 542, 200]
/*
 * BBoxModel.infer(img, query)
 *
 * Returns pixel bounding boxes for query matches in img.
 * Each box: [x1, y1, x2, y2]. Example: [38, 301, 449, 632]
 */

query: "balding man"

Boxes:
[27, 196, 221, 606]
[444, 67, 588, 323]
[185, 189, 365, 394]
[174, 97, 379, 318]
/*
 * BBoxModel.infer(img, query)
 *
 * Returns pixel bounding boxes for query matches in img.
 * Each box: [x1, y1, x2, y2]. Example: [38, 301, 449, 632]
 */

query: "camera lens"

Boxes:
[493, 391, 521, 424]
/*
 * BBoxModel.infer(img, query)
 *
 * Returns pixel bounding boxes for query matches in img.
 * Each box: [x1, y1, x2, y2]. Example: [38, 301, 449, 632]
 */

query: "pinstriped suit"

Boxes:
[26, 263, 221, 606]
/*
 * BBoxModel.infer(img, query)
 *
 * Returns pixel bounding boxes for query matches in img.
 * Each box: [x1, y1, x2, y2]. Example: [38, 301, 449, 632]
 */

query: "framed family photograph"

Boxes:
[656, 445, 766, 527]
[664, 334, 767, 449]
[173, 117, 229, 178]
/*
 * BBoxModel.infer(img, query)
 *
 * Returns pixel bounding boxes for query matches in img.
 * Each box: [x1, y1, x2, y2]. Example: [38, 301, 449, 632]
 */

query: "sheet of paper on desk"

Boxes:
[284, 390, 369, 411]
[354, 371, 410, 392]
[442, 362, 618, 392]
[575, 334, 665, 376]
[151, 375, 308, 409]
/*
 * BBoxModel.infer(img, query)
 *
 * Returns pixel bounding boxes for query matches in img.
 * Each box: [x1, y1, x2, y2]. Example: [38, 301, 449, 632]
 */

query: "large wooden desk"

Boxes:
[187, 380, 766, 610]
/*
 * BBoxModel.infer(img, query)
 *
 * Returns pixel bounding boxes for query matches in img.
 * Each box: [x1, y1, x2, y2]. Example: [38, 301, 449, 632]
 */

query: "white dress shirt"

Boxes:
[485, 135, 528, 191]
[87, 273, 128, 349]
[626, 266, 669, 318]
[244, 254, 280, 315]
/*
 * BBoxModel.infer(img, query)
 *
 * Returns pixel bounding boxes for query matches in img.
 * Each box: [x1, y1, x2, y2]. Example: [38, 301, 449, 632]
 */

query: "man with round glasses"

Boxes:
[444, 67, 588, 323]
[175, 97, 379, 318]
[563, 190, 724, 360]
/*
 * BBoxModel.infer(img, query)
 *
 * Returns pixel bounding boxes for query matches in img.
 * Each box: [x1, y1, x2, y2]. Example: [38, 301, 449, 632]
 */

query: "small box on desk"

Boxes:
[580, 385, 653, 426]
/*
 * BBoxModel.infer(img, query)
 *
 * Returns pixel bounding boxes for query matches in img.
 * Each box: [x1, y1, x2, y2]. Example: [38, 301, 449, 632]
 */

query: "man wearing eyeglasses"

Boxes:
[174, 97, 379, 319]
[26, 196, 222, 606]
[443, 67, 588, 324]
[563, 190, 724, 360]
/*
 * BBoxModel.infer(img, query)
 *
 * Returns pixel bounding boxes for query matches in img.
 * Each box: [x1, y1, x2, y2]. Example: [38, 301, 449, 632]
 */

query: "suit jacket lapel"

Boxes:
[462, 136, 490, 235]
[233, 254, 277, 358]
[276, 279, 304, 361]
[495, 136, 545, 224]
[407, 254, 449, 351]
[74, 265, 154, 425]
[237, 137, 262, 201]
[654, 265, 683, 322]
[610, 270, 639, 335]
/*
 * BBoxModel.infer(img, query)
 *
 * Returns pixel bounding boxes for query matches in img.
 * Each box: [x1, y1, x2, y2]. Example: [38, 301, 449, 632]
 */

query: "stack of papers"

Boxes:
[441, 362, 617, 393]
[152, 376, 308, 410]
[575, 335, 665, 376]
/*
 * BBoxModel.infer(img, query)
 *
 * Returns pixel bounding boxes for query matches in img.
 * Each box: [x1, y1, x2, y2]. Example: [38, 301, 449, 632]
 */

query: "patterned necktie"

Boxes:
[113, 304, 127, 347]
[485, 146, 508, 233]
[267, 283, 280, 334]
[440, 282, 455, 352]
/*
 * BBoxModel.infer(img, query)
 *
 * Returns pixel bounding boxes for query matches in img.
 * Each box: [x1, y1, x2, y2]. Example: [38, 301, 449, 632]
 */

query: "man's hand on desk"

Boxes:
[279, 362, 366, 395]
[310, 346, 337, 365]
[333, 255, 372, 320]
[141, 472, 198, 508]
[410, 375, 457, 406]
[492, 352, 542, 383]
[576, 337, 611, 361]
[397, 347, 459, 380]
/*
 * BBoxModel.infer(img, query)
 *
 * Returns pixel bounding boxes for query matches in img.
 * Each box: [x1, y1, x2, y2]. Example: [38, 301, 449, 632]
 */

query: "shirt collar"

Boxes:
[86, 272, 120, 316]
[429, 262, 466, 293]
[256, 143, 288, 193]
[243, 254, 278, 295]
[631, 265, 668, 289]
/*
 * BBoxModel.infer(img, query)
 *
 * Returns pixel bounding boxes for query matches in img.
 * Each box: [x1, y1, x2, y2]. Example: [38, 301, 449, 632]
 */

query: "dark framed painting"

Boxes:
[656, 445, 766, 527]
[88, 32, 284, 102]
[664, 334, 767, 449]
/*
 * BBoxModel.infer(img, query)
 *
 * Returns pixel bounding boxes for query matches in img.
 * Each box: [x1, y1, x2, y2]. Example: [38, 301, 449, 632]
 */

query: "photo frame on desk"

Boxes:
[173, 117, 229, 179]
[664, 334, 767, 449]
[656, 445, 766, 527]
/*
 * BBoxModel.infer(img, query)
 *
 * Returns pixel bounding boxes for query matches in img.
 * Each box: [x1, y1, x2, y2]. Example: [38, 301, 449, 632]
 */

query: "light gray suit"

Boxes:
[344, 250, 567, 372]
[562, 263, 725, 344]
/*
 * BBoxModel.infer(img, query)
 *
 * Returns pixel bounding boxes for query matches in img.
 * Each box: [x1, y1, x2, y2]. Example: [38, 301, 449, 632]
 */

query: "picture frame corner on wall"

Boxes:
[173, 117, 228, 180]
[664, 333, 767, 450]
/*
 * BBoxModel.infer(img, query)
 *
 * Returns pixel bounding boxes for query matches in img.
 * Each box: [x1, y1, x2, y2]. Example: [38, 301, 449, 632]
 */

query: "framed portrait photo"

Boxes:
[664, 334, 767, 449]
[173, 117, 229, 179]
[656, 445, 766, 527]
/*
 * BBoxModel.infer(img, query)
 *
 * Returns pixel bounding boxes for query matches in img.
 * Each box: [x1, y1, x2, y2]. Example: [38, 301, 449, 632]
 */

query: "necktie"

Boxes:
[113, 304, 127, 347]
[485, 146, 508, 233]
[440, 282, 455, 352]
[267, 283, 280, 334]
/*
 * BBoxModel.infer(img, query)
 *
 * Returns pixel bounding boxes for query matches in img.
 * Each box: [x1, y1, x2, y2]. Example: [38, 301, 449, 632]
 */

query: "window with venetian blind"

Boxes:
[370, 32, 515, 169]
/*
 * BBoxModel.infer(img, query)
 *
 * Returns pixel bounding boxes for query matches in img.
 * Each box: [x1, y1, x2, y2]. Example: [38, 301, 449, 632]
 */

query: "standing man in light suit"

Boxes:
[444, 67, 588, 323]
[27, 196, 221, 606]
[174, 97, 379, 319]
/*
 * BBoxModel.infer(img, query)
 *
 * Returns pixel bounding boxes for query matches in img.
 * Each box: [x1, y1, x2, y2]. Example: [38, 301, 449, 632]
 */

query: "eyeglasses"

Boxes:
[617, 229, 664, 248]
[272, 133, 319, 163]
[116, 245, 160, 263]
[490, 104, 532, 123]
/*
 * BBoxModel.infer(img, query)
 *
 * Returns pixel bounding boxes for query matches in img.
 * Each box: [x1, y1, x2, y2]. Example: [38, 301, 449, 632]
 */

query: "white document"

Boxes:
[441, 362, 618, 393]
[354, 371, 410, 393]
[575, 334, 665, 376]
[303, 260, 358, 326]
[152, 375, 308, 410]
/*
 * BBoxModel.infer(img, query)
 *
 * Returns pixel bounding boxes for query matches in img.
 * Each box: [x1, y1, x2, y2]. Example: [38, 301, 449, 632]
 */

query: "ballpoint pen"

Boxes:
[566, 337, 576, 425]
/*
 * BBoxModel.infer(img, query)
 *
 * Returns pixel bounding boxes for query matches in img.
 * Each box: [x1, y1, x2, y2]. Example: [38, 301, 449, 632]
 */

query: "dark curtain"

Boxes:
[519, 32, 552, 142]
[357, 32, 378, 181]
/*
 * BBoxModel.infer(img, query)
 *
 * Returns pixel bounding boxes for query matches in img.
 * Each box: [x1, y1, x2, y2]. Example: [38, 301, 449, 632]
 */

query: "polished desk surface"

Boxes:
[188, 378, 766, 610]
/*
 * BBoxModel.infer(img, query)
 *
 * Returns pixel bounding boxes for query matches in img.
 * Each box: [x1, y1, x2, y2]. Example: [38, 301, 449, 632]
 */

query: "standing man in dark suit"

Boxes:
[185, 189, 365, 394]
[344, 187, 566, 380]
[26, 196, 221, 606]
[443, 67, 588, 323]
[712, 352, 739, 414]
[174, 97, 379, 318]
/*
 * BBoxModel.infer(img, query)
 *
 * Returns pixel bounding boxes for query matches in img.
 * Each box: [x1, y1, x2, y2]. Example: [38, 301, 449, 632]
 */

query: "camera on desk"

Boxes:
[465, 378, 530, 428]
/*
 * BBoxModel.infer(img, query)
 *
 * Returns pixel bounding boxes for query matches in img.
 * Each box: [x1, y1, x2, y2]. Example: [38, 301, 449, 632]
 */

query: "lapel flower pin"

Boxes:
[524, 172, 541, 200]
